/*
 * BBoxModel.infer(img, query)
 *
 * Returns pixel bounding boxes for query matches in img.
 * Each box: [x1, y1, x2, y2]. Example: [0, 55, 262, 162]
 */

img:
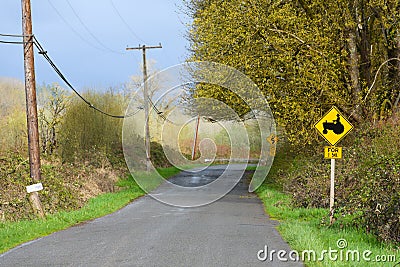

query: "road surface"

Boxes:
[1, 165, 302, 266]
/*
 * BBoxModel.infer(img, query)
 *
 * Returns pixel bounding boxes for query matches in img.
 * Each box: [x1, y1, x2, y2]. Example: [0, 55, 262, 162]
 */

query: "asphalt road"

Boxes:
[0, 165, 303, 267]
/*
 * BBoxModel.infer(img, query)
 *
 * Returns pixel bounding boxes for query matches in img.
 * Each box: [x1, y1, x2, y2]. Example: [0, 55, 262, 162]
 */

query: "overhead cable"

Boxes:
[33, 36, 140, 119]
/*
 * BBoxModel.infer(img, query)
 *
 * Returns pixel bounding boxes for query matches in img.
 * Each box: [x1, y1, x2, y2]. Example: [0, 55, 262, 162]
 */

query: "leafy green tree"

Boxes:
[185, 0, 400, 144]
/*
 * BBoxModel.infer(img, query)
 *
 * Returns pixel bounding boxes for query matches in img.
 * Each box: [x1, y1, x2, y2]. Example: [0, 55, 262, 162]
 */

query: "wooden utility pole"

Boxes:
[191, 115, 200, 160]
[126, 44, 162, 171]
[21, 0, 45, 218]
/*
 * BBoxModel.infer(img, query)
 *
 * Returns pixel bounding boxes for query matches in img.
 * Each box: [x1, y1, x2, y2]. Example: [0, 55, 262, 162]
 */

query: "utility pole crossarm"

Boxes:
[126, 43, 162, 51]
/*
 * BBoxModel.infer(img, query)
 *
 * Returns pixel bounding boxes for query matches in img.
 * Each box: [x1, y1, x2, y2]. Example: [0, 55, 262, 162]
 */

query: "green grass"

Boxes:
[253, 143, 400, 266]
[256, 179, 400, 266]
[0, 165, 182, 254]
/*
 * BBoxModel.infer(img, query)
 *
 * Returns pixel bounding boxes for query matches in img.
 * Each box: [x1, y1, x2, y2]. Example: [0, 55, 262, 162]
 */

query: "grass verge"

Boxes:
[0, 165, 182, 254]
[256, 172, 400, 266]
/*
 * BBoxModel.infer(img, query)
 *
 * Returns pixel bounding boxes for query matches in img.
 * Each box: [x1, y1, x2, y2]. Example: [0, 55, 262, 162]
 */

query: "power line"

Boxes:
[0, 33, 28, 37]
[147, 96, 176, 124]
[109, 0, 145, 43]
[1, 33, 166, 119]
[0, 33, 28, 44]
[32, 36, 140, 119]
[65, 0, 124, 55]
[0, 40, 26, 44]
[47, 0, 106, 52]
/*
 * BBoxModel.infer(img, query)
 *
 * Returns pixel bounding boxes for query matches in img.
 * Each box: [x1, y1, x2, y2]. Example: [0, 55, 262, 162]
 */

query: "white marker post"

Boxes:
[329, 158, 335, 225]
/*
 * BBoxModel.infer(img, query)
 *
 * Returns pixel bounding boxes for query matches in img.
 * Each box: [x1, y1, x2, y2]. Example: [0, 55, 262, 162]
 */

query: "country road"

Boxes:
[0, 165, 302, 267]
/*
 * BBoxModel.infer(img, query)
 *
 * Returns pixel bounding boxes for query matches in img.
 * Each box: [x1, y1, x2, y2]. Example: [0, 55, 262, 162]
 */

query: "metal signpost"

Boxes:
[314, 106, 353, 225]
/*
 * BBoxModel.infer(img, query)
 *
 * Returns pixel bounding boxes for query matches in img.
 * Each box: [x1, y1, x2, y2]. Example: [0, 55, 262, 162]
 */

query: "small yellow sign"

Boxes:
[269, 146, 276, 156]
[324, 146, 342, 159]
[314, 106, 353, 146]
[266, 134, 279, 145]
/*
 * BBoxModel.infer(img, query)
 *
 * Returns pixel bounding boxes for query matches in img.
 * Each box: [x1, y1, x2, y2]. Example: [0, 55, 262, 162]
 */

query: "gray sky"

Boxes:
[0, 0, 190, 90]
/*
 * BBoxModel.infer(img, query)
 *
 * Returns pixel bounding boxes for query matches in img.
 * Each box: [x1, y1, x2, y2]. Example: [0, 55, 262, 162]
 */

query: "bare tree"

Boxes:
[38, 83, 68, 155]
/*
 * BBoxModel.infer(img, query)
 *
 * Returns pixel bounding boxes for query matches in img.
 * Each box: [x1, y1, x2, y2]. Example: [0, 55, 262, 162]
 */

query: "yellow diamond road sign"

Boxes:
[314, 106, 353, 146]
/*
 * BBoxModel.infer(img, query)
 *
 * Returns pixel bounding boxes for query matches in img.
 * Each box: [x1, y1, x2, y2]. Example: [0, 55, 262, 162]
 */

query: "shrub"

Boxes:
[277, 116, 400, 244]
[58, 90, 124, 166]
[337, 118, 400, 243]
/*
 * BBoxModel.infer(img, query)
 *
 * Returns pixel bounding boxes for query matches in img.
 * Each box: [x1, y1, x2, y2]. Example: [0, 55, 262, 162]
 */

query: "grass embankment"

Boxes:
[256, 157, 400, 267]
[0, 166, 182, 254]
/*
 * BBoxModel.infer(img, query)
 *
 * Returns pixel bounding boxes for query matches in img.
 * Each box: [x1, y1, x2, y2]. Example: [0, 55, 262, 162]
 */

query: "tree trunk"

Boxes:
[50, 126, 56, 154]
[347, 28, 363, 120]
[385, 31, 400, 106]
[359, 3, 371, 87]
[393, 32, 400, 112]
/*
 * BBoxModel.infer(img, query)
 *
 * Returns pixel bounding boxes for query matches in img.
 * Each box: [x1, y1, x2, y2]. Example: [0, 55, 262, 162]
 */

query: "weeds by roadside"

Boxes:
[256, 170, 400, 267]
[0, 165, 181, 254]
[255, 117, 400, 266]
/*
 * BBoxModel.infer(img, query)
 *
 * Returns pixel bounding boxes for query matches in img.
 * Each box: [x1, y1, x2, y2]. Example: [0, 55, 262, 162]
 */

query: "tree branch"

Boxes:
[266, 28, 324, 56]
[349, 58, 400, 118]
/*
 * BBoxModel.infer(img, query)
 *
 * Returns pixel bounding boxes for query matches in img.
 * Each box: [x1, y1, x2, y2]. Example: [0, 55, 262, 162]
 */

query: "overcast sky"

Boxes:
[0, 0, 190, 90]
